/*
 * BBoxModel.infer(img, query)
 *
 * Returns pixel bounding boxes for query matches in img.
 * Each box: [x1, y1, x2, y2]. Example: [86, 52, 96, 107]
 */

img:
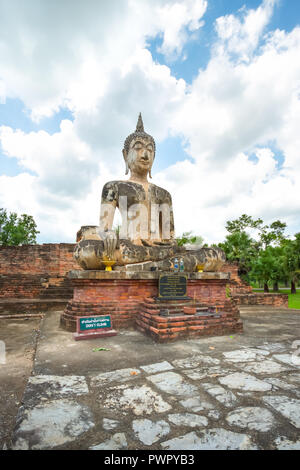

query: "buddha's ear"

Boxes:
[122, 148, 129, 175]
[149, 169, 152, 179]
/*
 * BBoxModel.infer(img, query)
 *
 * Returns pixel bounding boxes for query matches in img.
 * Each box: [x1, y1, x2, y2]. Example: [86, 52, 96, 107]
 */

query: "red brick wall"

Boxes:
[61, 277, 237, 331]
[221, 263, 253, 295]
[235, 293, 289, 308]
[0, 244, 78, 299]
[0, 243, 79, 276]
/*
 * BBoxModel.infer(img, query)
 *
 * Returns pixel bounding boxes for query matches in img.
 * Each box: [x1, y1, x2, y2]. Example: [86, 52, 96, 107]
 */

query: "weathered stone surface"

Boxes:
[67, 270, 230, 280]
[184, 366, 235, 381]
[223, 348, 269, 363]
[264, 378, 296, 391]
[201, 383, 238, 407]
[263, 396, 300, 428]
[12, 399, 95, 450]
[168, 413, 208, 428]
[219, 372, 273, 392]
[284, 373, 300, 384]
[132, 419, 170, 445]
[140, 361, 173, 374]
[225, 407, 276, 431]
[146, 372, 198, 396]
[274, 436, 300, 450]
[273, 354, 300, 368]
[179, 396, 214, 412]
[172, 355, 220, 368]
[208, 410, 221, 420]
[27, 375, 89, 398]
[103, 418, 119, 431]
[101, 385, 172, 416]
[256, 342, 288, 353]
[90, 368, 141, 386]
[238, 360, 291, 375]
[161, 429, 258, 450]
[90, 433, 127, 450]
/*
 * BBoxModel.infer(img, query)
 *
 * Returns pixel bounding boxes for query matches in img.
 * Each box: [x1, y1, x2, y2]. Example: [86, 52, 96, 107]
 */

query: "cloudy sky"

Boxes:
[0, 0, 300, 244]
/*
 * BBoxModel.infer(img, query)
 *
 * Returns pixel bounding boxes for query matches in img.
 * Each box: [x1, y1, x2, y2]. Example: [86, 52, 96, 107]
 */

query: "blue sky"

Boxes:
[0, 0, 300, 243]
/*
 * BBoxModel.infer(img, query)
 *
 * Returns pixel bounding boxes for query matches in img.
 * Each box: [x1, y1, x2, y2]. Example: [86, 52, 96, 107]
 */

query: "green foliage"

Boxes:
[226, 284, 231, 298]
[226, 214, 263, 233]
[112, 224, 121, 236]
[281, 234, 300, 292]
[218, 231, 259, 281]
[222, 214, 300, 294]
[225, 213, 287, 249]
[0, 208, 39, 246]
[176, 231, 204, 247]
[249, 246, 285, 291]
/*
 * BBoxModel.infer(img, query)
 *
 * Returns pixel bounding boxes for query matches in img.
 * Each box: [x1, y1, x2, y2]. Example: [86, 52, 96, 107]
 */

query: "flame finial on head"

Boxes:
[136, 113, 144, 132]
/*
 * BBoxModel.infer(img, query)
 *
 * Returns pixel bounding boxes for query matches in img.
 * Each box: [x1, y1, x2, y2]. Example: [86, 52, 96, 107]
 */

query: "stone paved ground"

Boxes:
[1, 306, 300, 450]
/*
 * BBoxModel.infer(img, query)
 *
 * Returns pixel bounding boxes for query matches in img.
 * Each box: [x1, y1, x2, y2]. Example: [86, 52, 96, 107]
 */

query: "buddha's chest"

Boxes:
[117, 182, 167, 208]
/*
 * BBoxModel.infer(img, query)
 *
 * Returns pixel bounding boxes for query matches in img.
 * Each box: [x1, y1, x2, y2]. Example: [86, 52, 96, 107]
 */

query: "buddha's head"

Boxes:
[122, 113, 156, 179]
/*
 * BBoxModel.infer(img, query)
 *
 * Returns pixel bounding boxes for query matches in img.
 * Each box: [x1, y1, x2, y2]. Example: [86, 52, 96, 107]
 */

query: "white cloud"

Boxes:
[0, 0, 300, 245]
[215, 0, 277, 61]
[0, 0, 206, 119]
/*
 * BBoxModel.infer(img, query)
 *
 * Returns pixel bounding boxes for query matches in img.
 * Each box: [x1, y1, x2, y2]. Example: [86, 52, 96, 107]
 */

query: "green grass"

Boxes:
[252, 288, 300, 309]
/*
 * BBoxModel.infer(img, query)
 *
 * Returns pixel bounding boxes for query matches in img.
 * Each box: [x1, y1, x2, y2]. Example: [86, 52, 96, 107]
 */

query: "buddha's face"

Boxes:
[125, 137, 154, 176]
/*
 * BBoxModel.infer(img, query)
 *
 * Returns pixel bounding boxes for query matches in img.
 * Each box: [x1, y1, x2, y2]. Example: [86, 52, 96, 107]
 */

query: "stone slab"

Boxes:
[67, 270, 230, 281]
[132, 419, 170, 445]
[201, 383, 238, 407]
[101, 384, 172, 416]
[90, 433, 127, 450]
[140, 361, 174, 374]
[225, 407, 276, 431]
[146, 371, 198, 396]
[219, 372, 273, 392]
[168, 413, 208, 428]
[12, 399, 95, 450]
[161, 429, 258, 450]
[263, 395, 300, 428]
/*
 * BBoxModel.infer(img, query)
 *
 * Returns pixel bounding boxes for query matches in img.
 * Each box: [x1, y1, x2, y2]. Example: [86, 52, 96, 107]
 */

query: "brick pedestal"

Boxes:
[136, 297, 243, 342]
[60, 270, 243, 341]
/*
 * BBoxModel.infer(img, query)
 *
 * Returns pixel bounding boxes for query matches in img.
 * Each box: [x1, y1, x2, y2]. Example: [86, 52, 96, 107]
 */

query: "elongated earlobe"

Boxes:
[149, 169, 152, 179]
[123, 148, 129, 175]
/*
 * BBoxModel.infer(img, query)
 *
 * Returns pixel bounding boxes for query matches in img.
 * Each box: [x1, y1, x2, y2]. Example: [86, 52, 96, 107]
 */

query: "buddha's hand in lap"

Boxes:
[96, 229, 118, 259]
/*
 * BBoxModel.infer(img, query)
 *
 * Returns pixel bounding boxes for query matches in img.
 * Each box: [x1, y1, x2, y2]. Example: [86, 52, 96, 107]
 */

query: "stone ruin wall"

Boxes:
[0, 244, 288, 309]
[0, 243, 79, 299]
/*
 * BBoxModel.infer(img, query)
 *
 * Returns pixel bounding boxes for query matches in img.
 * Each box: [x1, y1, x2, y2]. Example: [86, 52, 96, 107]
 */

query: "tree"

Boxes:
[219, 231, 258, 281]
[282, 234, 300, 294]
[220, 214, 288, 283]
[249, 246, 285, 292]
[225, 214, 287, 249]
[259, 220, 287, 249]
[0, 208, 39, 246]
[176, 231, 204, 247]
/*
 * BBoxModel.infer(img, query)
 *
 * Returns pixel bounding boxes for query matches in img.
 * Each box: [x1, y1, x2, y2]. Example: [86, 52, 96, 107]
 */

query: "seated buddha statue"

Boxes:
[74, 114, 225, 271]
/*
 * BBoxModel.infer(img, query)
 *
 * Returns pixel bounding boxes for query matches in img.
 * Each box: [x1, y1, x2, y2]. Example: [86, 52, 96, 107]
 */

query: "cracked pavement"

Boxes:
[1, 306, 300, 450]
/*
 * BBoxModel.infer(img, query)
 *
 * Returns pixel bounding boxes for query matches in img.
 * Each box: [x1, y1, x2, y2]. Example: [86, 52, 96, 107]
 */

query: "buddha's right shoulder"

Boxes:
[101, 181, 120, 200]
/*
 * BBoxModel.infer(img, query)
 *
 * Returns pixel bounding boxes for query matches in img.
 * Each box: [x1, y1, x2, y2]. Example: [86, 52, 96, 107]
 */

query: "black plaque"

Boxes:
[159, 274, 188, 299]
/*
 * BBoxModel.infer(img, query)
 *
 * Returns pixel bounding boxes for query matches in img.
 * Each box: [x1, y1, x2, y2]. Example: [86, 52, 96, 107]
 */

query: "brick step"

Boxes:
[139, 311, 233, 327]
[0, 298, 69, 315]
[143, 301, 210, 309]
[136, 316, 243, 343]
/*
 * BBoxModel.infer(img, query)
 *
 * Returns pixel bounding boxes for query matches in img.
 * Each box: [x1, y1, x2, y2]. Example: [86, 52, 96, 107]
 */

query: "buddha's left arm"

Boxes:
[99, 182, 118, 231]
